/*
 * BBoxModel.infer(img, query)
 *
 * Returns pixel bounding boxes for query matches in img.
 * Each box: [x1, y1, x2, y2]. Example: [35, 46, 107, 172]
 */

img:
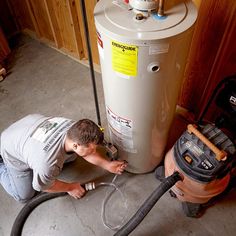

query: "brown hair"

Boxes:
[67, 119, 104, 146]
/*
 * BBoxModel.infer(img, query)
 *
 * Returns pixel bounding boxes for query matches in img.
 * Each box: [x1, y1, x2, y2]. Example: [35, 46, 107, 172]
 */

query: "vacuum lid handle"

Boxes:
[187, 124, 227, 161]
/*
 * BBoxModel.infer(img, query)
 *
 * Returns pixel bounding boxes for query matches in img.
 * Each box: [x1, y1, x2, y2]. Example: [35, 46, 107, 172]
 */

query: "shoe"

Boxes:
[0, 155, 3, 163]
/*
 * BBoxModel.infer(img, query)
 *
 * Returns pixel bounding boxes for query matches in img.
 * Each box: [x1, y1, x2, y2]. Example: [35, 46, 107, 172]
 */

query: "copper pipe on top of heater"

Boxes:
[158, 0, 165, 17]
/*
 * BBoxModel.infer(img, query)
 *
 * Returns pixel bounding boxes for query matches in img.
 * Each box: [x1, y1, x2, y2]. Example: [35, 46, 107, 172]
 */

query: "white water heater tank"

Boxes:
[94, 0, 197, 173]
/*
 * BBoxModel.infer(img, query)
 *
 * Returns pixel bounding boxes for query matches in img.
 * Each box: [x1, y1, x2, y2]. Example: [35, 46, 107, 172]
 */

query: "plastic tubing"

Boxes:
[98, 175, 128, 230]
[114, 172, 182, 236]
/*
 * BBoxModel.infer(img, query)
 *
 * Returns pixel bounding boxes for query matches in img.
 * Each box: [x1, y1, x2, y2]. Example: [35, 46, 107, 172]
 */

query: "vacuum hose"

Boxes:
[10, 192, 67, 236]
[11, 173, 181, 236]
[10, 181, 123, 236]
[10, 182, 97, 236]
[114, 172, 182, 236]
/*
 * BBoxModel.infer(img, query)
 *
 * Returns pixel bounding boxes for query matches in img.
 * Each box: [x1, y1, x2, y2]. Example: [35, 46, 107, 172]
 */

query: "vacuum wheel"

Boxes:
[155, 165, 165, 181]
[182, 202, 203, 218]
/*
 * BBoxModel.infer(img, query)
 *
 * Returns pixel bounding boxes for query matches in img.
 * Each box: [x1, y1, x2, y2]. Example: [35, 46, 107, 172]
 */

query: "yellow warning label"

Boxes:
[111, 40, 138, 77]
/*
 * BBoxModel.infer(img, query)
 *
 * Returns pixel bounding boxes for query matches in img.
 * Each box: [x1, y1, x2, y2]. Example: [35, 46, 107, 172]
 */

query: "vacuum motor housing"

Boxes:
[165, 124, 236, 204]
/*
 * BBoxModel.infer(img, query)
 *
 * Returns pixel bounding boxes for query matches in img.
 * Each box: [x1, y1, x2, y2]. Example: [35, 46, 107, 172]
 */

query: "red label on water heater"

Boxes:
[97, 32, 103, 48]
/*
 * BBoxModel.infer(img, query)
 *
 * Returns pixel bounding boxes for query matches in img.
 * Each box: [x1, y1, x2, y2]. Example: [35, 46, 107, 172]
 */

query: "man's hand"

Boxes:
[82, 151, 128, 175]
[44, 180, 86, 199]
[107, 160, 128, 175]
[67, 182, 86, 199]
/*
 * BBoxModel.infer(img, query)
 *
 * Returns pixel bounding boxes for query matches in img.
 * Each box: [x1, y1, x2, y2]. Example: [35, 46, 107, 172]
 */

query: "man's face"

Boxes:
[75, 143, 97, 157]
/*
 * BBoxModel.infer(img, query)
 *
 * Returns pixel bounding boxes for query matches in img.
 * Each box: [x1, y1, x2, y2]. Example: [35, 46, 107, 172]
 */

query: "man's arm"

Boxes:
[44, 179, 85, 199]
[82, 152, 127, 175]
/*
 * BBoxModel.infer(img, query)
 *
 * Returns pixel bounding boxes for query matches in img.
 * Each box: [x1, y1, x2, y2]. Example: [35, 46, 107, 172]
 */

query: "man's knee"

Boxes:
[13, 190, 36, 203]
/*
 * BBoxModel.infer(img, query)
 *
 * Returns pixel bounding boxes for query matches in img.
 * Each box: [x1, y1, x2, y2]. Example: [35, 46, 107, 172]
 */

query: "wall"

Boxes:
[0, 0, 19, 38]
[1, 0, 236, 121]
[178, 0, 236, 121]
[4, 0, 98, 63]
[192, 0, 201, 8]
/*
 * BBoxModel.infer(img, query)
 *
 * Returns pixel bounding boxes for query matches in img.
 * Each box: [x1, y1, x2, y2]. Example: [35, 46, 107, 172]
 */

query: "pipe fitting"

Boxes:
[84, 182, 96, 191]
[158, 0, 165, 17]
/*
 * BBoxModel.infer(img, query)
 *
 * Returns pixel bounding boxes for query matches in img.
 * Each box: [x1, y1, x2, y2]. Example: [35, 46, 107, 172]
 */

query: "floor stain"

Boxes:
[0, 86, 8, 94]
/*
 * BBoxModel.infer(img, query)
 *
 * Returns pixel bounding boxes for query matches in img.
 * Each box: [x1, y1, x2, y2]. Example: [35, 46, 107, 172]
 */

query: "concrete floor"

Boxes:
[0, 35, 236, 236]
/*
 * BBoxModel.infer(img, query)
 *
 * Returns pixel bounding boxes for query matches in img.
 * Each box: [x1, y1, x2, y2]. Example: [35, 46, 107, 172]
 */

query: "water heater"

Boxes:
[94, 0, 197, 173]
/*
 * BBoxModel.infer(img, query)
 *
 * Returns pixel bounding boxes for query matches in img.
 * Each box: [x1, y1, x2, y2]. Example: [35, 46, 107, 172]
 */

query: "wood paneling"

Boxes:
[7, 0, 35, 33]
[67, 0, 85, 57]
[2, 0, 104, 64]
[26, 0, 54, 41]
[43, 0, 63, 48]
[75, 0, 99, 64]
[0, 0, 19, 37]
[0, 27, 10, 62]
[192, 0, 201, 8]
[44, 0, 79, 53]
[179, 0, 236, 120]
[4, 0, 85, 59]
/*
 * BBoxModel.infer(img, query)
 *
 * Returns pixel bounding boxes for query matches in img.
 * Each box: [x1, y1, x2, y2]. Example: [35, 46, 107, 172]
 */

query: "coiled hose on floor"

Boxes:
[114, 172, 182, 236]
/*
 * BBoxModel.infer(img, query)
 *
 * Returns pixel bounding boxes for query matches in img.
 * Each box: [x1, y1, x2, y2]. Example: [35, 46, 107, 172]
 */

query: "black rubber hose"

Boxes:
[10, 192, 67, 236]
[11, 173, 181, 236]
[114, 172, 182, 236]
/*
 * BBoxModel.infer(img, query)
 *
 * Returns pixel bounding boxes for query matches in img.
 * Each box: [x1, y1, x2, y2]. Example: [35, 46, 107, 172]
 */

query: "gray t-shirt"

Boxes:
[0, 114, 76, 191]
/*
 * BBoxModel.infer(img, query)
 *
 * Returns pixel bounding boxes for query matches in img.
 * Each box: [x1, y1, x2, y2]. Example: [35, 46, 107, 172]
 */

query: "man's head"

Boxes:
[66, 119, 104, 157]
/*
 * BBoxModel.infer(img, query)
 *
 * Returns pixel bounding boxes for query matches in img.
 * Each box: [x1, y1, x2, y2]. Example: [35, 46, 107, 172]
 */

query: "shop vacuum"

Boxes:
[164, 123, 235, 217]
[164, 75, 236, 218]
[114, 75, 236, 236]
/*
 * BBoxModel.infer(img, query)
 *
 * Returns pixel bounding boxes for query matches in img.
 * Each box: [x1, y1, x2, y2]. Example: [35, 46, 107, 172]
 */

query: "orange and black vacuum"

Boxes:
[115, 75, 236, 236]
[115, 122, 235, 236]
[164, 123, 235, 217]
[163, 75, 236, 217]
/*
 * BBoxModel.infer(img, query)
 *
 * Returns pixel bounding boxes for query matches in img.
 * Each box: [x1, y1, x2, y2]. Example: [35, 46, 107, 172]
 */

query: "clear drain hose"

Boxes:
[97, 175, 128, 231]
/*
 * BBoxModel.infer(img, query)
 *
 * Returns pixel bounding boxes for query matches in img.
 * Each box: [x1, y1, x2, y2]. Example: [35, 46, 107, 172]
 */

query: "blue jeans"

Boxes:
[0, 154, 76, 202]
[0, 131, 77, 203]
[0, 160, 36, 203]
[0, 134, 36, 202]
